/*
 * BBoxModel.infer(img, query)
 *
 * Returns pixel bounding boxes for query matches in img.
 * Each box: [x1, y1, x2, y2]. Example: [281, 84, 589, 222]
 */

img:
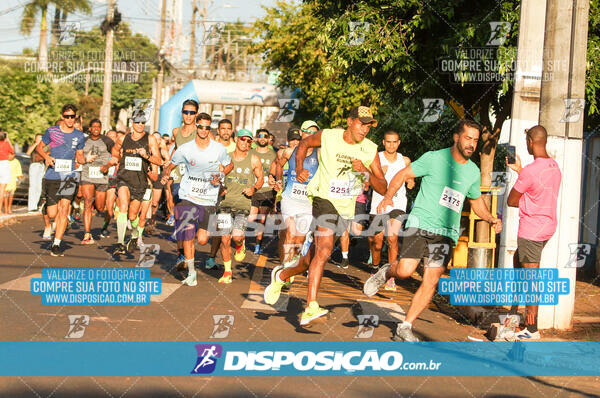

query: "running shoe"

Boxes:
[181, 271, 197, 287]
[81, 233, 95, 245]
[205, 256, 217, 269]
[73, 210, 81, 221]
[253, 244, 261, 255]
[175, 254, 186, 271]
[218, 271, 233, 284]
[50, 245, 64, 257]
[515, 329, 541, 340]
[113, 243, 126, 256]
[384, 277, 397, 291]
[42, 226, 52, 240]
[337, 258, 349, 269]
[166, 214, 175, 226]
[363, 263, 390, 297]
[234, 242, 246, 262]
[300, 301, 329, 326]
[392, 323, 419, 342]
[126, 237, 138, 253]
[100, 228, 110, 238]
[264, 265, 284, 305]
[52, 222, 56, 233]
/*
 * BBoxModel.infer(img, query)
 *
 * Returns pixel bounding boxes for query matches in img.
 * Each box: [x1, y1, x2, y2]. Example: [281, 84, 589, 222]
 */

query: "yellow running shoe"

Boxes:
[233, 241, 246, 262]
[300, 301, 328, 326]
[218, 271, 233, 284]
[264, 266, 284, 305]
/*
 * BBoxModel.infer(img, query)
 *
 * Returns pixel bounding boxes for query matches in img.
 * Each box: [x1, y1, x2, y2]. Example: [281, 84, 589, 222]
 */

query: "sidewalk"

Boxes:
[0, 206, 38, 227]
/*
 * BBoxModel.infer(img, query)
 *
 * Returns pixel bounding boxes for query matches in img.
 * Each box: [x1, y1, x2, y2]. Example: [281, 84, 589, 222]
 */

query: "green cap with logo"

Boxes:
[236, 129, 253, 138]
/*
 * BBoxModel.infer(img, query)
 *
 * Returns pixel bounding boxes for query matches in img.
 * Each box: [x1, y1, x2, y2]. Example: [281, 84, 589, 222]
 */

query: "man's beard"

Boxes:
[257, 141, 268, 148]
[457, 143, 474, 159]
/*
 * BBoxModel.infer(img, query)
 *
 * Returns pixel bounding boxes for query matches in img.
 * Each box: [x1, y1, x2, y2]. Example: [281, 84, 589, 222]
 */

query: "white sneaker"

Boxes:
[515, 329, 540, 340]
[182, 271, 197, 287]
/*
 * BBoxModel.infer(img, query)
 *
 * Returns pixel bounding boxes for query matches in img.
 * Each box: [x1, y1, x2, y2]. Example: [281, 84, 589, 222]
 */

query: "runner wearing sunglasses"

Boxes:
[110, 109, 162, 256]
[249, 128, 277, 255]
[215, 129, 264, 284]
[36, 104, 86, 256]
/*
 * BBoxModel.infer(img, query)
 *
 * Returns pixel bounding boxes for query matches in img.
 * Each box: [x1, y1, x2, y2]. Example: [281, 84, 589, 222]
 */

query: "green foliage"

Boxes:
[48, 22, 159, 122]
[0, 62, 77, 144]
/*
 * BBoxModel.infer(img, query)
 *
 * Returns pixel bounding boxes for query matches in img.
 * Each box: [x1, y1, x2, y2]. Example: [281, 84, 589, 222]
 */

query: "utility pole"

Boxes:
[99, 0, 116, 130]
[189, 0, 198, 73]
[154, 0, 167, 130]
[536, 0, 589, 330]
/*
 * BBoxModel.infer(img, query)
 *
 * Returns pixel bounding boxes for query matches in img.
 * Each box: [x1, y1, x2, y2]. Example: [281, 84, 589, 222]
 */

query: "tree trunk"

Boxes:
[50, 7, 60, 48]
[38, 5, 48, 72]
[475, 96, 511, 245]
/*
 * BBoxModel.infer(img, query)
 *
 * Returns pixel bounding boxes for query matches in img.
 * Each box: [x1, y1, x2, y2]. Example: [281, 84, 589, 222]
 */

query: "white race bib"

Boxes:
[328, 179, 357, 199]
[54, 159, 72, 173]
[439, 186, 465, 213]
[125, 156, 142, 171]
[217, 213, 232, 230]
[179, 164, 186, 175]
[189, 178, 219, 203]
[290, 182, 308, 201]
[88, 166, 103, 179]
[142, 188, 152, 202]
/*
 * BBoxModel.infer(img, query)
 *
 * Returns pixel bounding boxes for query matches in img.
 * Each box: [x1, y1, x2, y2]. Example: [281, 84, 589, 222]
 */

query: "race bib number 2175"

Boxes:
[439, 186, 465, 213]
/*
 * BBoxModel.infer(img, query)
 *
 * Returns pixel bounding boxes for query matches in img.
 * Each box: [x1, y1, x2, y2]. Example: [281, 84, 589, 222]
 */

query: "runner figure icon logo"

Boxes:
[65, 315, 89, 338]
[191, 344, 223, 374]
[565, 243, 591, 268]
[210, 315, 234, 339]
[420, 99, 444, 123]
[354, 315, 379, 339]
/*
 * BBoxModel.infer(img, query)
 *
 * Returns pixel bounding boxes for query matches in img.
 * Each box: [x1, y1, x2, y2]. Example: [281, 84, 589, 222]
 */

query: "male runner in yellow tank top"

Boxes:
[264, 106, 387, 326]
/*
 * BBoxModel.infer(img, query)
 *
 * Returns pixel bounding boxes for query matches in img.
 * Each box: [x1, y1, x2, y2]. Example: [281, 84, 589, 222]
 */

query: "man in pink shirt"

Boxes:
[507, 125, 562, 340]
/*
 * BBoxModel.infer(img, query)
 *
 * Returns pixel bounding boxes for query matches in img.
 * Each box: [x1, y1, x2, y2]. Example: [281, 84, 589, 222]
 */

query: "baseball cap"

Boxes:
[349, 106, 377, 127]
[236, 129, 253, 139]
[300, 120, 319, 131]
[287, 125, 301, 141]
[131, 109, 147, 124]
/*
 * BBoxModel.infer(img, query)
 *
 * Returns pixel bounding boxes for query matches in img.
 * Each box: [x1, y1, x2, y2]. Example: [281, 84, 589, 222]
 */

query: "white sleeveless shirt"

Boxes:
[370, 151, 408, 214]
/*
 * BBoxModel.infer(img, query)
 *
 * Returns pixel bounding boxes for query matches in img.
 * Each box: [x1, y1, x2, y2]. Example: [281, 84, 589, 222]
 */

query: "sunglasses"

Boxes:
[301, 128, 315, 133]
[182, 110, 197, 116]
[63, 114, 77, 119]
[257, 133, 269, 138]
[238, 136, 253, 142]
[196, 125, 211, 130]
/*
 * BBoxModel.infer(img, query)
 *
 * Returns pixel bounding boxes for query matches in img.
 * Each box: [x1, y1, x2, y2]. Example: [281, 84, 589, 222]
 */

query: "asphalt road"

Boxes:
[0, 214, 598, 397]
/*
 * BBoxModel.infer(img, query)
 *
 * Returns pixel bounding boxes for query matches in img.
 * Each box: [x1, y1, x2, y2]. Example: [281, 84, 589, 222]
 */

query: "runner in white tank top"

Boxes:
[367, 131, 414, 290]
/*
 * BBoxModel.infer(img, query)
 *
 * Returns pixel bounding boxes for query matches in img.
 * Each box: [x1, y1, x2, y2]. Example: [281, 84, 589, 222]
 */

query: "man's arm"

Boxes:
[242, 154, 264, 196]
[296, 130, 322, 183]
[75, 149, 85, 166]
[361, 153, 387, 196]
[469, 196, 502, 233]
[506, 188, 522, 208]
[36, 140, 54, 166]
[111, 135, 124, 164]
[376, 166, 416, 213]
[145, 135, 162, 166]
[403, 156, 415, 189]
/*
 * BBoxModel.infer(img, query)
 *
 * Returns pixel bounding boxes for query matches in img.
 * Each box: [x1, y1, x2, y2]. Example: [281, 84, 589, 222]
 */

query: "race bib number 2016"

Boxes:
[439, 186, 465, 213]
[291, 182, 308, 200]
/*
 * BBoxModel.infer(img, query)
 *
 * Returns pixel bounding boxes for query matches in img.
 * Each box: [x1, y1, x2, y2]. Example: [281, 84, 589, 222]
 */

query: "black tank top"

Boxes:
[118, 132, 150, 188]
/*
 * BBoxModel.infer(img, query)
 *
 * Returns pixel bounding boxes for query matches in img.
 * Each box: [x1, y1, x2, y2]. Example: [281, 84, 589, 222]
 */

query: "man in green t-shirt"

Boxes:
[364, 119, 502, 342]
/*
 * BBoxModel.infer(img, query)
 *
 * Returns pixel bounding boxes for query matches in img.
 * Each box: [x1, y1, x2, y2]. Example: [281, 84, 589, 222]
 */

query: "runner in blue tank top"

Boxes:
[268, 120, 319, 266]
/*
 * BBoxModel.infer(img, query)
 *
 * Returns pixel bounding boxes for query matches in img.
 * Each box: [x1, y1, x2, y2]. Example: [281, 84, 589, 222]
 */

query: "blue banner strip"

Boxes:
[1, 342, 599, 376]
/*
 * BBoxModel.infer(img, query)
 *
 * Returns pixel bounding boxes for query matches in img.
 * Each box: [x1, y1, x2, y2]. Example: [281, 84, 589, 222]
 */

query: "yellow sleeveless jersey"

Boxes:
[307, 128, 377, 219]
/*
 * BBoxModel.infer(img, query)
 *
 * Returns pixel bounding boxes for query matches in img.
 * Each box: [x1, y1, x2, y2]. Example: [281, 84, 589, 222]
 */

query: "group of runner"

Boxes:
[38, 100, 564, 342]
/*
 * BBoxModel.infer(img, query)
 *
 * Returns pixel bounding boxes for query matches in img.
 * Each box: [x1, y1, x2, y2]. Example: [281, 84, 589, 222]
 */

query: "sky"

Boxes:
[0, 0, 278, 55]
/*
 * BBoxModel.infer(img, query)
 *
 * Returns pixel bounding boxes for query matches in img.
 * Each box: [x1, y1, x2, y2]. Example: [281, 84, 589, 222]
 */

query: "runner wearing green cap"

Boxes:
[214, 129, 264, 284]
